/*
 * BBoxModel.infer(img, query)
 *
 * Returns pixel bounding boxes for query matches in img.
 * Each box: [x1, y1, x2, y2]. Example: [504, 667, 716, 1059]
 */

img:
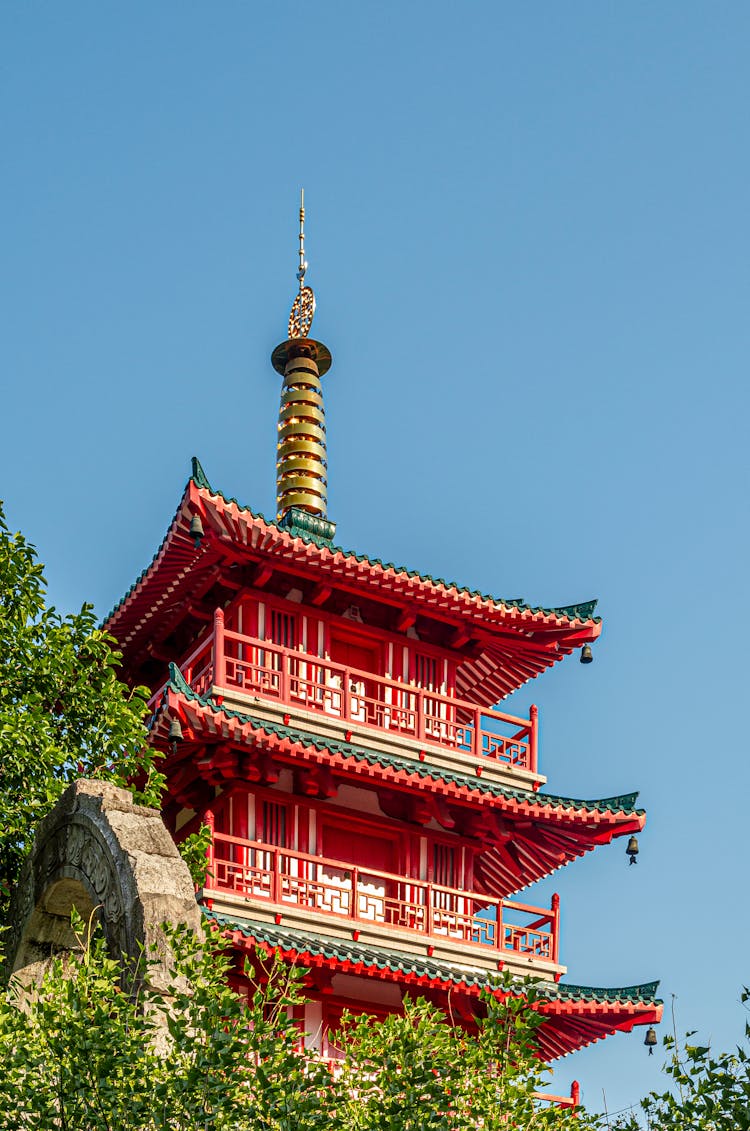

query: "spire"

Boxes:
[271, 191, 334, 540]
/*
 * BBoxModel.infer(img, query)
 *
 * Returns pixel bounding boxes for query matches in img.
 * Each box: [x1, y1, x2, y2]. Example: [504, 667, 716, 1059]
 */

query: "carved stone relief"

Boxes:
[5, 779, 202, 993]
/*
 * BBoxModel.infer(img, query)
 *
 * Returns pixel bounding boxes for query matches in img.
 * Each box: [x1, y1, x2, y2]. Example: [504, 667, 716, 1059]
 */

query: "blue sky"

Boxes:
[2, 3, 749, 1117]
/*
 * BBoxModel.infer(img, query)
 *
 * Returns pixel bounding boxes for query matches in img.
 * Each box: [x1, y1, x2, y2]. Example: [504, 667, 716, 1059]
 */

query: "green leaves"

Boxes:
[330, 975, 596, 1131]
[614, 1002, 750, 1131]
[0, 502, 162, 922]
[177, 824, 213, 889]
[0, 923, 598, 1131]
[0, 922, 331, 1130]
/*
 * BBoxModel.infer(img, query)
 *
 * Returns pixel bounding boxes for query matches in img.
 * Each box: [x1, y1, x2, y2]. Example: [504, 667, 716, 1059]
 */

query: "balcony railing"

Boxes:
[170, 609, 538, 772]
[307, 1049, 580, 1109]
[204, 832, 559, 964]
[535, 1082, 580, 1109]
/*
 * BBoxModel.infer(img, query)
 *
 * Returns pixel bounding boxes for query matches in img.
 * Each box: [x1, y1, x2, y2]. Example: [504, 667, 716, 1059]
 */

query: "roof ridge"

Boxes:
[206, 911, 661, 1004]
[103, 460, 601, 633]
[100, 488, 189, 630]
[554, 980, 661, 1002]
[161, 673, 642, 816]
[191, 463, 600, 621]
[190, 455, 212, 491]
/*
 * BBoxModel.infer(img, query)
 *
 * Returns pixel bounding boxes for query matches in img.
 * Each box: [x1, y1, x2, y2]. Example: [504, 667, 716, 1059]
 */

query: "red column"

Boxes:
[416, 688, 426, 742]
[552, 892, 560, 964]
[204, 806, 215, 899]
[343, 665, 351, 724]
[529, 704, 538, 773]
[234, 791, 248, 874]
[272, 846, 281, 905]
[278, 644, 290, 705]
[350, 866, 359, 920]
[473, 706, 482, 759]
[213, 606, 226, 689]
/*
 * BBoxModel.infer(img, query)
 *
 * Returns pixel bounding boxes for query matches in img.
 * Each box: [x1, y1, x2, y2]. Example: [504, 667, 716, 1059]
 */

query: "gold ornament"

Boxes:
[288, 285, 316, 339]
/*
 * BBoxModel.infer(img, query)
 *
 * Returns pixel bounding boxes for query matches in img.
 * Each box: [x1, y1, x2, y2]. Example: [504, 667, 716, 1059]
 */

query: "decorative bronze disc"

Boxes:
[288, 286, 316, 339]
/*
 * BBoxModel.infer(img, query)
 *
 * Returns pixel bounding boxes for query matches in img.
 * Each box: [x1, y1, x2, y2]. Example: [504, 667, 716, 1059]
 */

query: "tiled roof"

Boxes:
[163, 665, 643, 819]
[104, 458, 600, 629]
[208, 911, 661, 1007]
[191, 459, 600, 620]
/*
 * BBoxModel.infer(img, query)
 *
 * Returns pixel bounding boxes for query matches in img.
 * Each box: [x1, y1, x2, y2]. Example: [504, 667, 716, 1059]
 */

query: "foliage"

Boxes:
[615, 994, 750, 1130]
[0, 502, 162, 920]
[333, 977, 598, 1131]
[0, 921, 597, 1130]
[0, 917, 334, 1130]
[177, 823, 213, 889]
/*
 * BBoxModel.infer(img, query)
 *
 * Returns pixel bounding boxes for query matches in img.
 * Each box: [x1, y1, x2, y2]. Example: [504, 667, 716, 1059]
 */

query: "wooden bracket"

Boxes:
[254, 564, 274, 589]
[205, 742, 239, 780]
[396, 608, 417, 633]
[240, 752, 280, 786]
[311, 583, 333, 607]
[450, 627, 472, 649]
[427, 795, 456, 830]
[294, 765, 337, 799]
[187, 604, 213, 622]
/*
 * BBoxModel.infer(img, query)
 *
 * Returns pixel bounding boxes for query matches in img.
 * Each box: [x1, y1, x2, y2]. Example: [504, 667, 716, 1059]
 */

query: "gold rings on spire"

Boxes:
[276, 347, 327, 519]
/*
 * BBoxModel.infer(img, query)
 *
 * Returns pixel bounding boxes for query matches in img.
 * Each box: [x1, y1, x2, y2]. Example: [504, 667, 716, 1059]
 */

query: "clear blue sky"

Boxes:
[2, 3, 749, 1117]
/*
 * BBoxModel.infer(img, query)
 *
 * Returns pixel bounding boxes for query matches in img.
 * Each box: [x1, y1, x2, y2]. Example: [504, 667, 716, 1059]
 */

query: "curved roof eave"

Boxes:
[208, 912, 663, 1060]
[157, 674, 645, 824]
[103, 460, 603, 658]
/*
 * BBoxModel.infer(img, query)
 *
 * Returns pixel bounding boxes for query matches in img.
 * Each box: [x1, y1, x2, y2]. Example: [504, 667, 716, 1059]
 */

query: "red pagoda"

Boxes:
[104, 198, 661, 1088]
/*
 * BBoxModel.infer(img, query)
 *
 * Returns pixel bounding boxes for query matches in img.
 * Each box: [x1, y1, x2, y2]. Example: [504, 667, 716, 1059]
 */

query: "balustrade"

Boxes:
[166, 617, 538, 772]
[205, 832, 558, 963]
[304, 1048, 579, 1108]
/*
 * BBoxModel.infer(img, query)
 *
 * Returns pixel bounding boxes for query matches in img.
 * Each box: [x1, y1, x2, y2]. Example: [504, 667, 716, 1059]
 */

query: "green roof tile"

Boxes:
[208, 911, 661, 1006]
[103, 458, 601, 629]
[163, 666, 643, 818]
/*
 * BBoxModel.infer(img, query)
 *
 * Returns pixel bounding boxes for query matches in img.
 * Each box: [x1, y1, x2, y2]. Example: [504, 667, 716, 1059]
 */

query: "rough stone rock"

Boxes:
[5, 779, 202, 993]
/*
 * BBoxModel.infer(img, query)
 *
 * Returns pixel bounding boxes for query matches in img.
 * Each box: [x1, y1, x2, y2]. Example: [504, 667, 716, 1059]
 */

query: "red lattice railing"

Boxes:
[169, 611, 538, 772]
[204, 832, 559, 964]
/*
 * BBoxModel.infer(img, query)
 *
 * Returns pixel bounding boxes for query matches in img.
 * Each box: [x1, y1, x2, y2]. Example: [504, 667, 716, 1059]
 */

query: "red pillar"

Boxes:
[214, 606, 226, 689]
[529, 704, 538, 773]
[203, 805, 215, 902]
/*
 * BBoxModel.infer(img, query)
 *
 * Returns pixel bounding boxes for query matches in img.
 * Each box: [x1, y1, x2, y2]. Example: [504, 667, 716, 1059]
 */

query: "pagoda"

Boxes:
[104, 196, 661, 1083]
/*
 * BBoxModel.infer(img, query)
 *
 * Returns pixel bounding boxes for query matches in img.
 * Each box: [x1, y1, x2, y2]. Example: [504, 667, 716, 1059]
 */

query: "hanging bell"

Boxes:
[580, 644, 593, 664]
[626, 835, 639, 865]
[644, 1026, 657, 1055]
[189, 513, 205, 548]
[168, 717, 183, 754]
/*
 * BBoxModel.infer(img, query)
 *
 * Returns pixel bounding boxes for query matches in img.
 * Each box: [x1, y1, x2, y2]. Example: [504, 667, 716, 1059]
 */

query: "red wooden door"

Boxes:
[322, 823, 397, 874]
[329, 635, 380, 724]
[321, 822, 400, 926]
[330, 638, 378, 674]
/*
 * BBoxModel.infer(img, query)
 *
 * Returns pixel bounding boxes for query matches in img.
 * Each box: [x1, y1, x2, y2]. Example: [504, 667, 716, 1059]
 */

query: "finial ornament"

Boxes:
[288, 188, 316, 338]
[272, 189, 332, 529]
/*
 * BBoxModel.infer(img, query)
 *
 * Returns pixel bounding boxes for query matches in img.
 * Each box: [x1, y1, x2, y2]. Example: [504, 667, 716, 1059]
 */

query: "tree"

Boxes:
[0, 503, 595, 1127]
[334, 979, 598, 1131]
[0, 918, 335, 1130]
[0, 501, 162, 921]
[615, 1000, 750, 1131]
[0, 918, 597, 1130]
